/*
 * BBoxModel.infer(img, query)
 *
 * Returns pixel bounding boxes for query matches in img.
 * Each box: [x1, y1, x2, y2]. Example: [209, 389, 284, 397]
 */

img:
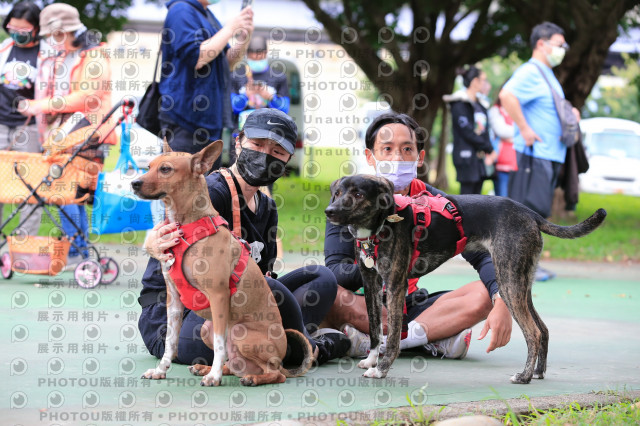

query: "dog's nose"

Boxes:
[131, 180, 142, 191]
[324, 206, 336, 219]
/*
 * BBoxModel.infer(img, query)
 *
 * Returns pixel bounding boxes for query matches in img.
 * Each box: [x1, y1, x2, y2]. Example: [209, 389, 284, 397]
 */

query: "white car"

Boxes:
[579, 117, 640, 196]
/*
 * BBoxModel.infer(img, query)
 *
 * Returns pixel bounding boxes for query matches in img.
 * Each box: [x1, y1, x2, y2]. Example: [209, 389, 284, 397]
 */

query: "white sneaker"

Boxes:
[424, 328, 472, 359]
[342, 324, 370, 358]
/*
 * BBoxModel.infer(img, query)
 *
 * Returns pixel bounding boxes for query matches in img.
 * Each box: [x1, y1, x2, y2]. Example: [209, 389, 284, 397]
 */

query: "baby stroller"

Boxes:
[0, 99, 134, 288]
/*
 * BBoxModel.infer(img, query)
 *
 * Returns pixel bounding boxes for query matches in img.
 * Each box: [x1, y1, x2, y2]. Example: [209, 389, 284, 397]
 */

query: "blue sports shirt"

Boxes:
[503, 58, 566, 163]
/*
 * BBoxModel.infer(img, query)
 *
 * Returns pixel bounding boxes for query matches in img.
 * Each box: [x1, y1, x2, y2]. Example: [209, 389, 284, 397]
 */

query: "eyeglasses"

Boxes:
[544, 40, 569, 50]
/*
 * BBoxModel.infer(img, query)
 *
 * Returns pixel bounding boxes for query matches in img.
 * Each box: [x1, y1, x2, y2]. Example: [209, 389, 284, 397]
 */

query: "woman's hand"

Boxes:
[143, 219, 183, 262]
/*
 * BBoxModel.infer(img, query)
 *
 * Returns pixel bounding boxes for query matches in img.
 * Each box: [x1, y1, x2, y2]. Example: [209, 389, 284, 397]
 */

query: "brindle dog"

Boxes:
[325, 175, 606, 384]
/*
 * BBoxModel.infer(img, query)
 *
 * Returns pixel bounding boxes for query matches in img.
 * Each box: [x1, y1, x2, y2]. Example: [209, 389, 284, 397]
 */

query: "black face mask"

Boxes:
[235, 148, 287, 187]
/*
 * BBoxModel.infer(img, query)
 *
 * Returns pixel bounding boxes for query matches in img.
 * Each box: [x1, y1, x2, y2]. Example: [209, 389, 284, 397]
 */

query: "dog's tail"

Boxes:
[280, 329, 313, 378]
[538, 208, 607, 239]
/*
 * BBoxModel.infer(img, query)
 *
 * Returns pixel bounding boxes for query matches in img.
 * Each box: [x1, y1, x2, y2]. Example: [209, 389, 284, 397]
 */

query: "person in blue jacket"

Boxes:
[229, 35, 290, 165]
[159, 0, 253, 167]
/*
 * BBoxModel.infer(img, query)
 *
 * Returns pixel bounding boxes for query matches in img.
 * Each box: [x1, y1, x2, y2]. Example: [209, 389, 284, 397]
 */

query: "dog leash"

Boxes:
[217, 168, 242, 238]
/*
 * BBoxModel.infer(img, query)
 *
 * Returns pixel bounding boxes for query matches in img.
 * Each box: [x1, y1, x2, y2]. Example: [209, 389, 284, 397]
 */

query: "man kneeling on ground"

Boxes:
[322, 112, 513, 359]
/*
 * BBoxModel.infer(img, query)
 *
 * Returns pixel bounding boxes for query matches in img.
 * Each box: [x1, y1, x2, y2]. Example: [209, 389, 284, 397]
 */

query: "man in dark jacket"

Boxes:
[159, 0, 253, 163]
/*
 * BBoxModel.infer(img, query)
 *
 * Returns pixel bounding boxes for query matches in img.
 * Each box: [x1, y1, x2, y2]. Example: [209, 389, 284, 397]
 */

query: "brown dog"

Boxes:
[132, 141, 311, 386]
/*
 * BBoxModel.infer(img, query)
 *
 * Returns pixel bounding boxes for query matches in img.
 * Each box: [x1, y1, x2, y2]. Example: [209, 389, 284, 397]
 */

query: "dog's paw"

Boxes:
[200, 374, 222, 387]
[358, 358, 376, 369]
[510, 373, 532, 384]
[188, 364, 211, 376]
[533, 372, 545, 380]
[240, 376, 257, 387]
[363, 367, 386, 379]
[141, 368, 166, 380]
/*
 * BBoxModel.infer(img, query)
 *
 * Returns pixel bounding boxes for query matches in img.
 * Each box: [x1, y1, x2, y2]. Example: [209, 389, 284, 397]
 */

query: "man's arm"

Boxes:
[499, 89, 541, 147]
[197, 7, 253, 70]
[324, 220, 363, 292]
[462, 251, 512, 352]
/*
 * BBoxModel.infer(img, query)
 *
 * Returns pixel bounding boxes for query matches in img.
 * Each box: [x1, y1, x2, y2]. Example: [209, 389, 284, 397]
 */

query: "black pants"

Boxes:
[508, 151, 562, 218]
[459, 180, 484, 195]
[269, 264, 338, 334]
[140, 266, 337, 365]
[158, 111, 222, 169]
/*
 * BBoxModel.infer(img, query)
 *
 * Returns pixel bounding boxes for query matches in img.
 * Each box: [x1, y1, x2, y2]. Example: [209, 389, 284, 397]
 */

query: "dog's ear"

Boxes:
[191, 140, 223, 176]
[329, 177, 343, 200]
[162, 137, 173, 154]
[374, 176, 395, 196]
[372, 176, 395, 211]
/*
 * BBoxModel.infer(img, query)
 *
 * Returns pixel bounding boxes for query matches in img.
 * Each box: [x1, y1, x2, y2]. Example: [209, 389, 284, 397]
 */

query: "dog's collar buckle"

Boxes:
[357, 238, 378, 269]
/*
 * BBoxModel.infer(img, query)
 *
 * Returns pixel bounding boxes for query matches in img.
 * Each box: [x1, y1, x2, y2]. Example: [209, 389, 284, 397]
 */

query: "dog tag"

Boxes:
[364, 256, 375, 268]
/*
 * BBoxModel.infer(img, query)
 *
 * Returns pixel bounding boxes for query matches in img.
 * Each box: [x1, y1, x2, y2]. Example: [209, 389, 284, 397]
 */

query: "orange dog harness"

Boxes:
[166, 215, 249, 311]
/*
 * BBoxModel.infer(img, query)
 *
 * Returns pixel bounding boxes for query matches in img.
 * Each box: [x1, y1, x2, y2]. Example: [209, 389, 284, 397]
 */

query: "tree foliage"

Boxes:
[300, 0, 639, 185]
[584, 53, 640, 121]
[504, 0, 639, 110]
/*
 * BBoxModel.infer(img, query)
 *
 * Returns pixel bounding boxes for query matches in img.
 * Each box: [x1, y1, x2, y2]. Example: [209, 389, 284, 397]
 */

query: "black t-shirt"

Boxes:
[140, 170, 278, 294]
[0, 44, 38, 127]
[204, 171, 278, 273]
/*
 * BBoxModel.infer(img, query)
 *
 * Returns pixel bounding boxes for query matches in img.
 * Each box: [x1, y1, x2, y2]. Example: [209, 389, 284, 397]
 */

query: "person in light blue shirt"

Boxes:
[499, 21, 577, 281]
[499, 22, 573, 215]
[503, 58, 566, 163]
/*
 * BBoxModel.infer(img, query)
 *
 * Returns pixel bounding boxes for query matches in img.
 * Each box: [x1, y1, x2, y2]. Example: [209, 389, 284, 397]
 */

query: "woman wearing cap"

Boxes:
[0, 1, 44, 236]
[18, 3, 116, 262]
[159, 0, 253, 164]
[139, 109, 350, 368]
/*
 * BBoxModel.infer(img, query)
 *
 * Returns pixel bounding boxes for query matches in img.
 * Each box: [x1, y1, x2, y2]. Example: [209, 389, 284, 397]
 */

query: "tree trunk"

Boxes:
[557, 21, 621, 108]
[433, 103, 450, 190]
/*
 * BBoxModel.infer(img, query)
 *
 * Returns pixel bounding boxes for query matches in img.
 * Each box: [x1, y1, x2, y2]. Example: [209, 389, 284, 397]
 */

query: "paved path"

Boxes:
[1, 243, 638, 425]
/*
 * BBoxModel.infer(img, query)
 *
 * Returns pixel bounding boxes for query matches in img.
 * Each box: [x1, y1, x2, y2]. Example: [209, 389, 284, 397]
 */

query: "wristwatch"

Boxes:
[492, 291, 502, 306]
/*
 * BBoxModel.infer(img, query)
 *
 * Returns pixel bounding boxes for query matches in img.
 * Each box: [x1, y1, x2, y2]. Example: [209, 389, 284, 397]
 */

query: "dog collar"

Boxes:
[356, 236, 379, 268]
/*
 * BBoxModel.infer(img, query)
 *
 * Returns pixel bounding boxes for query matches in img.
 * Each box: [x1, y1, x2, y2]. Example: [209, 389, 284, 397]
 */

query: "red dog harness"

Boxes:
[356, 190, 467, 276]
[166, 215, 249, 311]
[394, 191, 467, 271]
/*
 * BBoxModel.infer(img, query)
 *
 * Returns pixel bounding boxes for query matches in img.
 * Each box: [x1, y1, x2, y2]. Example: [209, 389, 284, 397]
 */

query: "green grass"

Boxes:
[542, 192, 640, 262]
[3, 146, 638, 262]
[498, 398, 640, 425]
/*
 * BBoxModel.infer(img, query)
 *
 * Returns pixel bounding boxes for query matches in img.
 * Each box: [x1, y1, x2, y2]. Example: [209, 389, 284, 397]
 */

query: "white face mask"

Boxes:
[372, 156, 418, 191]
[546, 45, 566, 68]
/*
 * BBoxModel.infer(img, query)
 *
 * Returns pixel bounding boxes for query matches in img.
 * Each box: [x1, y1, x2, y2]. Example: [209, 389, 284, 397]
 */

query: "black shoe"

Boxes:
[311, 328, 352, 365]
